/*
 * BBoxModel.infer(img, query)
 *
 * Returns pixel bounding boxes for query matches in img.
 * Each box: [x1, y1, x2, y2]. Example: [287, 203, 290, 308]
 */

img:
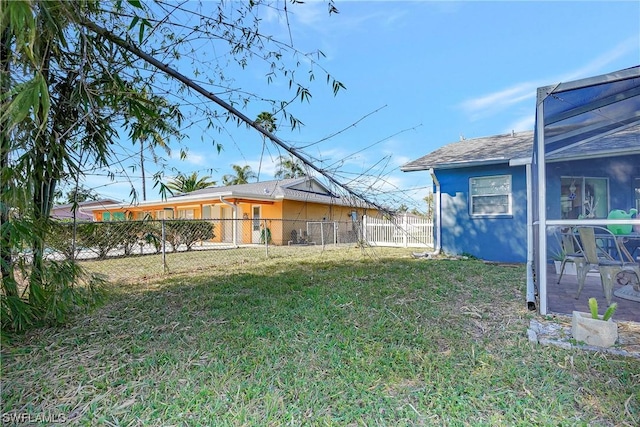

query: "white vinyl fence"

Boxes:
[363, 214, 433, 248]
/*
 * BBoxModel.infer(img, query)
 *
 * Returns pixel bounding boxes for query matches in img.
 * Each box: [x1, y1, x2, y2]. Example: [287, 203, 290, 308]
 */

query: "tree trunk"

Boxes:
[28, 12, 55, 302]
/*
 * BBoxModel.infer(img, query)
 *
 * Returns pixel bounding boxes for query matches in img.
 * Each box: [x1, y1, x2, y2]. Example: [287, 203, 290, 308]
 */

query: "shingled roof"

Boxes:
[546, 123, 640, 160]
[173, 177, 311, 198]
[82, 176, 373, 211]
[401, 130, 534, 172]
[403, 122, 640, 173]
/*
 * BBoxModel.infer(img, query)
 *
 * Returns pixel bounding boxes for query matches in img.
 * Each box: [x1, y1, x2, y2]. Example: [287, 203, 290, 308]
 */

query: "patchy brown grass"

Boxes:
[2, 248, 638, 426]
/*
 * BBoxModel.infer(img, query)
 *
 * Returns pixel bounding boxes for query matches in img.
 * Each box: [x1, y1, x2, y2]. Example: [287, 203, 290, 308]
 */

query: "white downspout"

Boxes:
[219, 196, 238, 247]
[525, 162, 536, 310]
[429, 168, 442, 255]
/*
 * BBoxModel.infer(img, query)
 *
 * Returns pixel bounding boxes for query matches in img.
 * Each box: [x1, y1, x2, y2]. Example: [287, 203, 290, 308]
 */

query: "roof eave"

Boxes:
[82, 190, 279, 211]
[402, 158, 515, 172]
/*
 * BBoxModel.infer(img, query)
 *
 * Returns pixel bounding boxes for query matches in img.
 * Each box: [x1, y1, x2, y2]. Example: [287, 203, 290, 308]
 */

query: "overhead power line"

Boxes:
[80, 19, 390, 214]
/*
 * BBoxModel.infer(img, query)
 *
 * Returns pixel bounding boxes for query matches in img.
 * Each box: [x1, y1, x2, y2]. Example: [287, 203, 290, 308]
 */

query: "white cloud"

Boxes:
[459, 81, 540, 121]
[170, 150, 206, 166]
[250, 159, 278, 180]
[283, 1, 411, 63]
[504, 115, 536, 134]
[289, 1, 407, 31]
[391, 155, 411, 168]
[458, 35, 639, 124]
[350, 170, 432, 211]
[309, 146, 366, 169]
[288, 1, 328, 27]
[559, 36, 639, 82]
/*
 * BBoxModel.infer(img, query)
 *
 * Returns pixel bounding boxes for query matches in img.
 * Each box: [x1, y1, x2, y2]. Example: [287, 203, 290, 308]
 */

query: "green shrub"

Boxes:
[165, 220, 215, 252]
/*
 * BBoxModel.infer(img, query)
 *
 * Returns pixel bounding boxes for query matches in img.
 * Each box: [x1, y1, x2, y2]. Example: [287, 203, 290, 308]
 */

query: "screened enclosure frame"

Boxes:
[531, 66, 640, 314]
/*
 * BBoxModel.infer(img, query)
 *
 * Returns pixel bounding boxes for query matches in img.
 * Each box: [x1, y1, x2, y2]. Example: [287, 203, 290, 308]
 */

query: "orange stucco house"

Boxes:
[83, 177, 379, 246]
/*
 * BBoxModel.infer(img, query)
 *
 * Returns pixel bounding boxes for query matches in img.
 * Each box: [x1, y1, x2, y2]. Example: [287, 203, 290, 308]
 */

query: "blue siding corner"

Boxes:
[437, 164, 528, 263]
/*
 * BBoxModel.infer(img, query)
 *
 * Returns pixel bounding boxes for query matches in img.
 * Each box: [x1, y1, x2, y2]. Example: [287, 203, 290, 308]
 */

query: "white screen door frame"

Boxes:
[251, 206, 262, 243]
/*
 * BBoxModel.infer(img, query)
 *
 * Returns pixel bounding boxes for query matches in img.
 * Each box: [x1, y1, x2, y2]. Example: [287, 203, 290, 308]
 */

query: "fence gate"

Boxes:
[362, 214, 433, 248]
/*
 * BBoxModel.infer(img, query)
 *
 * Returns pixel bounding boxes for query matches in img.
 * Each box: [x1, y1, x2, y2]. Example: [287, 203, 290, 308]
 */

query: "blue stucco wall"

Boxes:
[433, 154, 640, 263]
[435, 164, 528, 263]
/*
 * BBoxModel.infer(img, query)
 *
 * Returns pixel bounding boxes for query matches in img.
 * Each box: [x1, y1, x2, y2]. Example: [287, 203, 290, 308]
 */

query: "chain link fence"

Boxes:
[41, 219, 364, 283]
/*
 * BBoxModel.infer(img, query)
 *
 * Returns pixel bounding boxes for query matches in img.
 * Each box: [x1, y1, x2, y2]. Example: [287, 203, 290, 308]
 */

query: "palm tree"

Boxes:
[255, 112, 276, 182]
[134, 94, 178, 201]
[274, 155, 306, 179]
[222, 164, 257, 186]
[166, 172, 215, 195]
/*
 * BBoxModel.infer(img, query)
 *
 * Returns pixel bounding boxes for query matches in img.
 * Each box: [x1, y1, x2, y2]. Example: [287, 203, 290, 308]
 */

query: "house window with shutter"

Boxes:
[469, 175, 512, 216]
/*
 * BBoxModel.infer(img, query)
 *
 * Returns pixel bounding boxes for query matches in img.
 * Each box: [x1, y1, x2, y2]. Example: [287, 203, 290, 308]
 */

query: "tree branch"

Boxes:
[79, 19, 389, 213]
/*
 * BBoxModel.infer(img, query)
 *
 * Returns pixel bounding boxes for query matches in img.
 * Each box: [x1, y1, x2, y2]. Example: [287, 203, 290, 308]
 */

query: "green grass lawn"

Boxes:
[2, 247, 638, 426]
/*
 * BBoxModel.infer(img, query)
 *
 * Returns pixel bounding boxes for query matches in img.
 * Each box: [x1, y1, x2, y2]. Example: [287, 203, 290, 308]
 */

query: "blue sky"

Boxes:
[86, 1, 640, 212]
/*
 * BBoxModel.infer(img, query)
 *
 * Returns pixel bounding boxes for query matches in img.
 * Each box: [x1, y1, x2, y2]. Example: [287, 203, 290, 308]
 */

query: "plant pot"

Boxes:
[553, 261, 598, 277]
[554, 261, 576, 275]
[571, 311, 618, 347]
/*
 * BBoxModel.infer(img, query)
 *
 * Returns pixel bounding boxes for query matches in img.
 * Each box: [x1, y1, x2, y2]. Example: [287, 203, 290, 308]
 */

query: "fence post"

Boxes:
[362, 215, 367, 244]
[161, 218, 167, 273]
[71, 218, 78, 261]
[232, 217, 238, 247]
[403, 213, 408, 248]
[263, 219, 269, 257]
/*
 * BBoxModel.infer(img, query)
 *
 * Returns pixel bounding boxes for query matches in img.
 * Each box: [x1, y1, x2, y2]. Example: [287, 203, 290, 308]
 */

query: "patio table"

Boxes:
[613, 232, 640, 302]
[568, 228, 640, 303]
[617, 232, 640, 264]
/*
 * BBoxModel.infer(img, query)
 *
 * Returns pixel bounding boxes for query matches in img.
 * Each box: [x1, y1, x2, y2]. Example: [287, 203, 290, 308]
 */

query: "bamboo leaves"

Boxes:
[2, 0, 38, 62]
[2, 74, 50, 128]
[1, 0, 347, 331]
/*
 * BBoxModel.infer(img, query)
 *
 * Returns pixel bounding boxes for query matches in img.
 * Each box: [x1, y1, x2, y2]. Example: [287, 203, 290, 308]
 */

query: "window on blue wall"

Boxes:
[560, 177, 608, 219]
[469, 175, 512, 216]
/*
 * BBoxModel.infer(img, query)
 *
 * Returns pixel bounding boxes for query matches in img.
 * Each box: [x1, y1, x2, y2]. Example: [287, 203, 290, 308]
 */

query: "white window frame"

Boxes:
[469, 175, 512, 217]
[155, 209, 174, 220]
[177, 208, 195, 220]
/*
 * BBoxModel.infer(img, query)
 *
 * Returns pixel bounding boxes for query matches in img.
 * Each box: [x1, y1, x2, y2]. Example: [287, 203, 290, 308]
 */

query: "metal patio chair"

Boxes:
[575, 226, 640, 304]
[556, 229, 586, 285]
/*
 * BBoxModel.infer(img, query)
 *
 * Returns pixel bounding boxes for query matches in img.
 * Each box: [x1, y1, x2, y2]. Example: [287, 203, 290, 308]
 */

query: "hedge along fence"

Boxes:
[45, 219, 363, 261]
[46, 219, 217, 261]
[36, 219, 364, 283]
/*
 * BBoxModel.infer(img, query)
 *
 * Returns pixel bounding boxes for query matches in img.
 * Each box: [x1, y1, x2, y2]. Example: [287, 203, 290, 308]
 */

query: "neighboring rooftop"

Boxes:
[81, 177, 373, 210]
[175, 177, 329, 199]
[51, 199, 121, 219]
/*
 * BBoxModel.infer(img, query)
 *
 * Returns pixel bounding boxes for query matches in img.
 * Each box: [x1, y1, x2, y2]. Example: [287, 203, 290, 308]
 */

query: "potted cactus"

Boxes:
[571, 298, 618, 347]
